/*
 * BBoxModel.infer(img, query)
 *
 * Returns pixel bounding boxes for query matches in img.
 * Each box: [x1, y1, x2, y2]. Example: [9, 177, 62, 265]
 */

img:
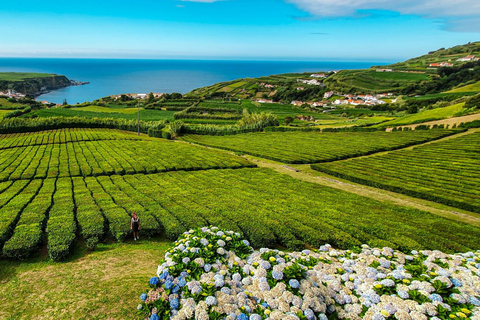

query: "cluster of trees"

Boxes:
[401, 61, 480, 95]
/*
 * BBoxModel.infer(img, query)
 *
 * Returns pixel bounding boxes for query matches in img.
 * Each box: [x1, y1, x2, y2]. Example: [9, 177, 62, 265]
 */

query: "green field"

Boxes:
[447, 80, 480, 93]
[0, 72, 57, 82]
[312, 130, 480, 213]
[30, 107, 176, 121]
[183, 129, 459, 163]
[376, 102, 467, 127]
[0, 97, 26, 110]
[324, 70, 432, 94]
[71, 105, 142, 114]
[0, 110, 10, 119]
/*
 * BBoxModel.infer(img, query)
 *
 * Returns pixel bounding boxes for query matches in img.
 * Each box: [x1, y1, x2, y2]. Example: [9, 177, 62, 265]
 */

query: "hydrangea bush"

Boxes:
[137, 227, 480, 320]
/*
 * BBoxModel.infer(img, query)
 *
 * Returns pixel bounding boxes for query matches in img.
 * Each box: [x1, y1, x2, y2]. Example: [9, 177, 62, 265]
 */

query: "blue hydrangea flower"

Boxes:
[204, 264, 212, 272]
[164, 280, 173, 290]
[150, 315, 159, 320]
[470, 296, 480, 306]
[178, 278, 187, 287]
[304, 309, 315, 320]
[429, 293, 443, 302]
[172, 285, 180, 294]
[170, 298, 179, 310]
[319, 313, 328, 320]
[242, 240, 250, 246]
[380, 279, 395, 287]
[140, 293, 147, 301]
[289, 279, 300, 289]
[182, 257, 190, 264]
[149, 277, 160, 286]
[272, 270, 284, 280]
[451, 278, 463, 287]
[191, 285, 202, 295]
[159, 271, 169, 280]
[232, 273, 242, 282]
[397, 290, 409, 299]
[205, 296, 217, 306]
[221, 287, 231, 295]
[380, 260, 391, 268]
[238, 314, 248, 320]
[261, 302, 269, 308]
[180, 271, 188, 278]
[249, 314, 261, 320]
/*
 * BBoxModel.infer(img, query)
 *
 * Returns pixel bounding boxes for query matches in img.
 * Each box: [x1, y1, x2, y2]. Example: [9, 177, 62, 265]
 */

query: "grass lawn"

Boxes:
[0, 72, 57, 81]
[0, 239, 171, 319]
[30, 108, 177, 121]
[71, 105, 141, 114]
[0, 97, 26, 110]
[447, 80, 480, 93]
[376, 103, 466, 127]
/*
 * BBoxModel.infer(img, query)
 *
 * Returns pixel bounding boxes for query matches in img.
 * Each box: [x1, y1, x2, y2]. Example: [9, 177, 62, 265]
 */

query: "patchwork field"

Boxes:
[312, 130, 480, 213]
[183, 129, 460, 163]
[377, 103, 467, 127]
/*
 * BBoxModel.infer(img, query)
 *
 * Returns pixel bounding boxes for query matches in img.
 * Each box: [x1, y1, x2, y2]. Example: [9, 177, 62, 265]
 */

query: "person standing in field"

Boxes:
[131, 212, 140, 241]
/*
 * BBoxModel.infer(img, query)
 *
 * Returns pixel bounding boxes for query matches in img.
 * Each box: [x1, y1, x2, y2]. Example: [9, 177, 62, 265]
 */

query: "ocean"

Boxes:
[0, 58, 390, 104]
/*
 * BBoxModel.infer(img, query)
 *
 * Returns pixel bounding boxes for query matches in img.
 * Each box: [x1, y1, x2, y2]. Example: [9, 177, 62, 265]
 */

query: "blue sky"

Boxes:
[1, 0, 479, 61]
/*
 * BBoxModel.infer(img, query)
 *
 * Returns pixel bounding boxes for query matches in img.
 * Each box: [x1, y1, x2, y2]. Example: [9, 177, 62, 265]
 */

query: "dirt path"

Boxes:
[386, 113, 480, 131]
[244, 156, 480, 227]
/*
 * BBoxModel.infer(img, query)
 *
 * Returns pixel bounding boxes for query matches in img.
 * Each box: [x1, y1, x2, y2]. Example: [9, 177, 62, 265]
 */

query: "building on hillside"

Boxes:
[291, 100, 304, 106]
[457, 55, 478, 62]
[256, 99, 273, 104]
[376, 68, 393, 72]
[324, 91, 334, 99]
[310, 73, 327, 78]
[297, 87, 305, 91]
[429, 62, 453, 67]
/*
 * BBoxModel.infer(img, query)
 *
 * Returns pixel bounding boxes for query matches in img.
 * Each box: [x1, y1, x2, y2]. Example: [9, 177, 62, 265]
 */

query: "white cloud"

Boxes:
[286, 0, 480, 32]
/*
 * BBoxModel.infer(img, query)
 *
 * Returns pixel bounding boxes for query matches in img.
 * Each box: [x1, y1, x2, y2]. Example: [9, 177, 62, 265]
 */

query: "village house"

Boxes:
[296, 115, 315, 121]
[457, 55, 478, 62]
[429, 62, 453, 67]
[324, 91, 334, 99]
[296, 79, 323, 86]
[310, 73, 327, 78]
[256, 99, 273, 104]
[376, 68, 393, 72]
[259, 83, 275, 89]
[296, 87, 305, 91]
[291, 100, 304, 106]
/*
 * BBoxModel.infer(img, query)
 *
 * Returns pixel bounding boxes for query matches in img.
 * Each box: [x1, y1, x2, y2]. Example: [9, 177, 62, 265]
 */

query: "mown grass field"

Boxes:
[0, 72, 56, 81]
[447, 80, 480, 93]
[0, 97, 26, 110]
[0, 239, 171, 319]
[0, 110, 10, 119]
[71, 105, 142, 114]
[183, 129, 459, 163]
[312, 130, 480, 213]
[376, 103, 467, 127]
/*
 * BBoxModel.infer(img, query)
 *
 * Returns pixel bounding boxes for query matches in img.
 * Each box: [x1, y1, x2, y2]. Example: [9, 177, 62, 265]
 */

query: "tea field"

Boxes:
[183, 129, 460, 163]
[2, 167, 480, 262]
[312, 130, 480, 213]
[0, 129, 252, 182]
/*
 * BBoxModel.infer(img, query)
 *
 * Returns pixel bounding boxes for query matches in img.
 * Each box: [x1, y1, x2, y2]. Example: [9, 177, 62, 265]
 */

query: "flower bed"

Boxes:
[137, 227, 480, 320]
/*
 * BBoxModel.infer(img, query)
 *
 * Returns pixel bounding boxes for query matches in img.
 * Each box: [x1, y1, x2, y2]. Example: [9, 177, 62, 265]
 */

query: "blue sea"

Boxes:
[0, 58, 391, 104]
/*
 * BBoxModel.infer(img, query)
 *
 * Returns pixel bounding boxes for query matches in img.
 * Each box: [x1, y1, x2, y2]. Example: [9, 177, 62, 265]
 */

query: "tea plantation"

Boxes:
[183, 129, 460, 163]
[1, 128, 480, 263]
[312, 130, 480, 213]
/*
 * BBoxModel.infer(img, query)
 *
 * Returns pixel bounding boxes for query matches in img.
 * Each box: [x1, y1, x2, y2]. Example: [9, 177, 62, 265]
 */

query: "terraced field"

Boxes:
[0, 129, 252, 182]
[183, 129, 460, 163]
[312, 130, 480, 213]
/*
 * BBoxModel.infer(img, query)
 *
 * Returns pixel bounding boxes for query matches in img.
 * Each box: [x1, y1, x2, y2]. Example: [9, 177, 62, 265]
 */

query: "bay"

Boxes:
[0, 58, 390, 104]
